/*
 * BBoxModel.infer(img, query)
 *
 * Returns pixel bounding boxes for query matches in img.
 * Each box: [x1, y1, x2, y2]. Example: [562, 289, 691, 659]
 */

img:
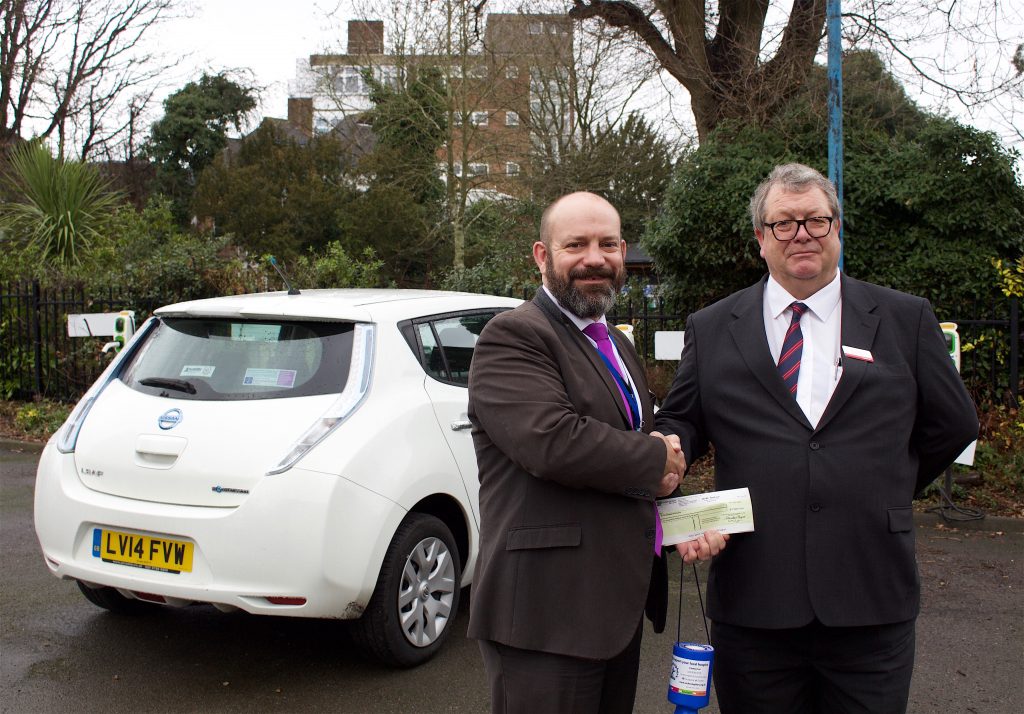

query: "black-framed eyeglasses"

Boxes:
[764, 216, 834, 241]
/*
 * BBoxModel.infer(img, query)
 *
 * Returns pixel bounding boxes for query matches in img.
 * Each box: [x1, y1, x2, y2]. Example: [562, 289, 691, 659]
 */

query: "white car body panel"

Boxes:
[73, 381, 338, 506]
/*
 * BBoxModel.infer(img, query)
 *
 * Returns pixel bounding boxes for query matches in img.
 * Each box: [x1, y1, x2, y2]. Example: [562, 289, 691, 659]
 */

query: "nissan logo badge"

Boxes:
[158, 408, 183, 430]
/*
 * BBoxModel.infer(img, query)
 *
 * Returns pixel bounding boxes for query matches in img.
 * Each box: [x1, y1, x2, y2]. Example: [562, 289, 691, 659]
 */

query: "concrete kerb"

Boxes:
[914, 510, 1024, 533]
[1, 438, 44, 453]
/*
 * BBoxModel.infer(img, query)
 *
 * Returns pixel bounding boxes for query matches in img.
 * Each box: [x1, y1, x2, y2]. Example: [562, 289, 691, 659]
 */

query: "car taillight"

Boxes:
[56, 395, 97, 453]
[267, 323, 375, 475]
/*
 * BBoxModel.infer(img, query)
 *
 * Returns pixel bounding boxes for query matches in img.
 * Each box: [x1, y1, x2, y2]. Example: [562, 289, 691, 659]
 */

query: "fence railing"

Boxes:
[1, 281, 168, 401]
[2, 280, 1020, 404]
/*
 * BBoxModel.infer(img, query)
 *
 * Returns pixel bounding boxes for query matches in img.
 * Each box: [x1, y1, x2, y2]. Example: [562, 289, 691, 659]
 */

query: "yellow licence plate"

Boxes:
[92, 528, 194, 573]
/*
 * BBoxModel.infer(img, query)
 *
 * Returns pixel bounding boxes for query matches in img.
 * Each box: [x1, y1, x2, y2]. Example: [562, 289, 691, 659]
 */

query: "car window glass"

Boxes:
[417, 323, 446, 382]
[431, 314, 492, 386]
[121, 318, 355, 401]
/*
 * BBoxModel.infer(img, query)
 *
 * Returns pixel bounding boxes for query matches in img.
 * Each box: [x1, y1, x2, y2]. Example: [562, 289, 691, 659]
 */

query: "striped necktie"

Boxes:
[778, 302, 808, 397]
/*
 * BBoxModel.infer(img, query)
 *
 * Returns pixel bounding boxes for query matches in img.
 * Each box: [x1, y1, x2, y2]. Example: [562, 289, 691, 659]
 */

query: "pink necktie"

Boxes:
[582, 322, 663, 555]
[581, 322, 635, 426]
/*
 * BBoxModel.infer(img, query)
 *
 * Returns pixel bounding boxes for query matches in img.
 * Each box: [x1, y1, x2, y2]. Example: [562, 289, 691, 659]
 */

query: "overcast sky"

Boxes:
[153, 0, 352, 121]
[151, 0, 1021, 162]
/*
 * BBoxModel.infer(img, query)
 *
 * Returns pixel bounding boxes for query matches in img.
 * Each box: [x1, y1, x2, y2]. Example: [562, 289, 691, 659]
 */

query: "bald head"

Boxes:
[539, 192, 620, 249]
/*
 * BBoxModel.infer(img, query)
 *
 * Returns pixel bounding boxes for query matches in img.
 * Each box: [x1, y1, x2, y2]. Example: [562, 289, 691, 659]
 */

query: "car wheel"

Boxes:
[77, 581, 159, 615]
[351, 513, 462, 667]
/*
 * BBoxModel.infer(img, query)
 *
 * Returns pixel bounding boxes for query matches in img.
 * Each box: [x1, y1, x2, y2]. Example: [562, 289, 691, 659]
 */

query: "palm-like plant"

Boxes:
[1, 141, 123, 266]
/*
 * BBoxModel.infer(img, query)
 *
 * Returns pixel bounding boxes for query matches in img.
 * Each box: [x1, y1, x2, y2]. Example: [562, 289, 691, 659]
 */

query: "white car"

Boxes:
[34, 289, 521, 667]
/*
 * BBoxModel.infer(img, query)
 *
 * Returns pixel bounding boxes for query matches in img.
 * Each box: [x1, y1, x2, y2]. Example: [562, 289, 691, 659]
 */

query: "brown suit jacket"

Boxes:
[467, 289, 669, 659]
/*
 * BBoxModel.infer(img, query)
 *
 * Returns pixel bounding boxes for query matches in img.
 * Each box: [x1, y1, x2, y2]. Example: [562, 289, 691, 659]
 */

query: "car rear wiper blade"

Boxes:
[139, 377, 197, 394]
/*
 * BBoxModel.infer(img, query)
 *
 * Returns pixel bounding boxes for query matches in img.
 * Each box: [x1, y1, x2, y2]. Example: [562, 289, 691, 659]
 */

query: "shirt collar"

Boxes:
[542, 285, 607, 332]
[765, 272, 841, 321]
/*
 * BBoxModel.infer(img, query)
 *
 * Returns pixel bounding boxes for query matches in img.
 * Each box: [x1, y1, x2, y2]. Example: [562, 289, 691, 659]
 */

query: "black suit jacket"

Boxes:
[655, 274, 978, 628]
[467, 289, 670, 659]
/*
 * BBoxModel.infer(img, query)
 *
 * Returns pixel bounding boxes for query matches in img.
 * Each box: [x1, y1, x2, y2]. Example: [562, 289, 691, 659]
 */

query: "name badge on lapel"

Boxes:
[842, 345, 874, 363]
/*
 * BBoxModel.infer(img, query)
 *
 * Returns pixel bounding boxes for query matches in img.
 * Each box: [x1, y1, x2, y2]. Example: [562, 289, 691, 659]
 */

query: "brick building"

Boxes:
[286, 13, 574, 197]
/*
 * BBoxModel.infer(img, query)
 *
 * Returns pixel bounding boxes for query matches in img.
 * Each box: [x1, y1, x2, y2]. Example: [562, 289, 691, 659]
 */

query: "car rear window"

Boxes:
[120, 318, 355, 401]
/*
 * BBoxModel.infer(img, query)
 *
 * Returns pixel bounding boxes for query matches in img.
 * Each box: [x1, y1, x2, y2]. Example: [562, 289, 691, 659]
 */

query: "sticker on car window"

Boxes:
[232, 324, 281, 342]
[242, 368, 297, 388]
[180, 365, 215, 378]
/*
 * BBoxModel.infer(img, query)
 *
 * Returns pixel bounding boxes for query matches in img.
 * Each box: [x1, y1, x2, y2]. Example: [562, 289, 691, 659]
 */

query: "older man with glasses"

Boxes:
[655, 163, 979, 714]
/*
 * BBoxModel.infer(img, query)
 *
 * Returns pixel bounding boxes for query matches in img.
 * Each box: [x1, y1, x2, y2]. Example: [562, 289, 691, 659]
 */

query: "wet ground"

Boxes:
[3, 439, 1021, 713]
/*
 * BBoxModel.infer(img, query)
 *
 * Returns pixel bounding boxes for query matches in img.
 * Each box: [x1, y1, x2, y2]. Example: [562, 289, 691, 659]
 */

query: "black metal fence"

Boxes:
[1, 281, 168, 401]
[2, 280, 1020, 405]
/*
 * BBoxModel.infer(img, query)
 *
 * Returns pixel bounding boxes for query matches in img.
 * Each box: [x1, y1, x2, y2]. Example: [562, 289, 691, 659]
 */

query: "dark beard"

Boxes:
[544, 254, 624, 319]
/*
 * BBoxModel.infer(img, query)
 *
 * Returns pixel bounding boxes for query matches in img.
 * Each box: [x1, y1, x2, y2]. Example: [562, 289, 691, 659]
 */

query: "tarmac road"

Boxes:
[2, 438, 1021, 713]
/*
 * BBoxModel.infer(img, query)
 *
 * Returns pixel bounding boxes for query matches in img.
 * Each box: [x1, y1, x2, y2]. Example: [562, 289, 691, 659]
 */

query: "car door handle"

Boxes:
[450, 420, 472, 431]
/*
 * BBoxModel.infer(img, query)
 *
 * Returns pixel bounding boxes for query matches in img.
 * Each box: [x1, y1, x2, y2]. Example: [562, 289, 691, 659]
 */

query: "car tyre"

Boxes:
[77, 581, 159, 615]
[352, 513, 462, 667]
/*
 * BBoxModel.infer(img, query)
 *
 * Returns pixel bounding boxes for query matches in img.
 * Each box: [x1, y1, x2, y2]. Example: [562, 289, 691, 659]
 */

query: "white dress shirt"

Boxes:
[763, 274, 843, 428]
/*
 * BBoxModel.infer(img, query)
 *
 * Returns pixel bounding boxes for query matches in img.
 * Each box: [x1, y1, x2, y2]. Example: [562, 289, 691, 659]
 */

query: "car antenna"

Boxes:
[268, 256, 300, 295]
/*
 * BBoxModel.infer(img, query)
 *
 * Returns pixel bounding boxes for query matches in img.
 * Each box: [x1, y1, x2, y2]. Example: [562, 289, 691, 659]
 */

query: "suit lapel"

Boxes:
[729, 278, 812, 429]
[533, 289, 634, 430]
[815, 275, 879, 432]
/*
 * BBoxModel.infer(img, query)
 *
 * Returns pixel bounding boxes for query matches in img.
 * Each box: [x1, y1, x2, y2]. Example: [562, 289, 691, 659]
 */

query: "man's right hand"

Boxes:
[651, 431, 685, 496]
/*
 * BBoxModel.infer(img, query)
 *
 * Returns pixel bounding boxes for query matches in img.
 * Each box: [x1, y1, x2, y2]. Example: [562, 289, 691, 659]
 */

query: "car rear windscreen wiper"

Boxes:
[139, 377, 197, 394]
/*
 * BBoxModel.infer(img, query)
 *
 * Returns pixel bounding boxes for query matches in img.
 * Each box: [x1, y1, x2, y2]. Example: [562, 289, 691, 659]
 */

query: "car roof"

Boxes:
[154, 289, 524, 322]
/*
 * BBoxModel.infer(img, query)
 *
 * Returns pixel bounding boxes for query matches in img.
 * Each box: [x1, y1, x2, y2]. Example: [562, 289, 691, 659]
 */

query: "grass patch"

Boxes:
[1, 400, 71, 442]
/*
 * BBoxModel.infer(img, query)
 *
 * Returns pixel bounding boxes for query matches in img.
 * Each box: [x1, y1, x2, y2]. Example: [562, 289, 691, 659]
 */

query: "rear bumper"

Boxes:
[33, 441, 405, 618]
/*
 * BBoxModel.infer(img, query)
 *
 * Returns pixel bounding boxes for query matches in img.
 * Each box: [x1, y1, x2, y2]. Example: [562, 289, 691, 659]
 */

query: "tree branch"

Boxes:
[569, 1, 702, 87]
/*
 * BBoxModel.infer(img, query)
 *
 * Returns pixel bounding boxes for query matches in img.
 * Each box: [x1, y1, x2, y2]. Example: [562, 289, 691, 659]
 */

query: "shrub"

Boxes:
[14, 400, 71, 438]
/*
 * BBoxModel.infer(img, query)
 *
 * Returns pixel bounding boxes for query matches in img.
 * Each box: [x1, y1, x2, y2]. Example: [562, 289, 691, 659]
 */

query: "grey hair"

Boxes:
[749, 163, 841, 232]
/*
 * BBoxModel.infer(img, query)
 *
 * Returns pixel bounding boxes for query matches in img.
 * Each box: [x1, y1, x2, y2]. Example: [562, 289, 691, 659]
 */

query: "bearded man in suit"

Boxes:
[655, 163, 979, 714]
[467, 191, 726, 714]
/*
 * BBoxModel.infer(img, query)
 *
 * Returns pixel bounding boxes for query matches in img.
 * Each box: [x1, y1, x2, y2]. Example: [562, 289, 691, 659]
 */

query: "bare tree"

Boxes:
[1, 0, 180, 159]
[524, 12, 678, 170]
[841, 1, 1023, 150]
[495, 0, 1024, 145]
[557, 0, 827, 141]
[310, 0, 568, 271]
[305, 1, 669, 271]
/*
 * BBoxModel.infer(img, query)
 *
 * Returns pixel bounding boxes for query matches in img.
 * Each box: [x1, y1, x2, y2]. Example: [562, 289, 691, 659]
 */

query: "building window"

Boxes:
[374, 65, 399, 89]
[506, 65, 519, 79]
[506, 162, 520, 176]
[470, 111, 489, 126]
[468, 163, 489, 176]
[528, 22, 543, 35]
[505, 111, 519, 127]
[333, 66, 368, 95]
[467, 65, 487, 79]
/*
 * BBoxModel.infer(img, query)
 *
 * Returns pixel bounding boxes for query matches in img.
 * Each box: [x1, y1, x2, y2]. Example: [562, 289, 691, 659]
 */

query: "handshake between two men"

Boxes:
[651, 430, 729, 564]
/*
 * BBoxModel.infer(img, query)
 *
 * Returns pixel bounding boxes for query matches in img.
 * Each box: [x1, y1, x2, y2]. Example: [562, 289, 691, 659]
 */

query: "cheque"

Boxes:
[657, 487, 755, 546]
